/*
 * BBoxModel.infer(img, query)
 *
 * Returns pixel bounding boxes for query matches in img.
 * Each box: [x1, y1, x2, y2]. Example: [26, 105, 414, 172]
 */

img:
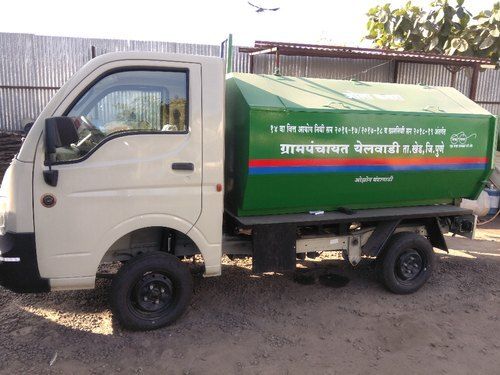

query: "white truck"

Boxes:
[0, 52, 485, 330]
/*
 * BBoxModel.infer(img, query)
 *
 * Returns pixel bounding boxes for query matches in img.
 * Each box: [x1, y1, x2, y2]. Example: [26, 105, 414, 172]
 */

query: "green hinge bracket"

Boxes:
[226, 34, 233, 74]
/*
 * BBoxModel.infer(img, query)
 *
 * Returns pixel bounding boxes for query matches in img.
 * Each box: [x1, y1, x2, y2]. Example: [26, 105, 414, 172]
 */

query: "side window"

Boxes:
[56, 70, 188, 162]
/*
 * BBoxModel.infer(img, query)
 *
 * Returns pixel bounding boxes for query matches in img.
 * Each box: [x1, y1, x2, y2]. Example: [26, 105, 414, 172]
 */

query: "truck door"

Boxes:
[32, 64, 203, 279]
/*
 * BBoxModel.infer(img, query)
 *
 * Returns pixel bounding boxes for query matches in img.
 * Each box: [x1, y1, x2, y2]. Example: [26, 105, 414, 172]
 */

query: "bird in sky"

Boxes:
[248, 1, 280, 12]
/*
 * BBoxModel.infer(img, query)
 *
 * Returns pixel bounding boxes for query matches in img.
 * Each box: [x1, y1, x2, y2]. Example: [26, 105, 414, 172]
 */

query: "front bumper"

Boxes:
[0, 232, 49, 293]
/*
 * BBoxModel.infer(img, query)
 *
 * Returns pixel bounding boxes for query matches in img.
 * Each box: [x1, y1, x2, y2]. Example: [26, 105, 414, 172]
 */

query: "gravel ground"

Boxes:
[0, 223, 498, 375]
[0, 133, 499, 374]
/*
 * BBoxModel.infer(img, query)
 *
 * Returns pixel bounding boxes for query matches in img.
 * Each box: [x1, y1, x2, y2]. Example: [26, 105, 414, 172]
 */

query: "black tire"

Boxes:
[380, 232, 435, 294]
[110, 252, 193, 331]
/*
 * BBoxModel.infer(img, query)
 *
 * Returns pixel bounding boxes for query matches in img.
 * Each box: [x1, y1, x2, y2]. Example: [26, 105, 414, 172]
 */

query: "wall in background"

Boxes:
[0, 32, 498, 131]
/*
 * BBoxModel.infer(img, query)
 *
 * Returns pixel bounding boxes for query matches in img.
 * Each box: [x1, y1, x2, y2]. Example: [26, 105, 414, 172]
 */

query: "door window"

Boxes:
[55, 70, 188, 162]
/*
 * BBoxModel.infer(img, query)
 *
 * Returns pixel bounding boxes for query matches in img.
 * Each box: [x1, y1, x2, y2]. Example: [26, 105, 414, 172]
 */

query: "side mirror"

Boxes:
[45, 117, 78, 154]
[45, 118, 58, 157]
[44, 117, 79, 187]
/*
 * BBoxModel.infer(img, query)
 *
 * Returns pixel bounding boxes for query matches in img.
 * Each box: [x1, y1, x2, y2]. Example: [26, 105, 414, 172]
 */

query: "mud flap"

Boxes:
[362, 220, 400, 259]
[252, 223, 296, 273]
[425, 217, 449, 251]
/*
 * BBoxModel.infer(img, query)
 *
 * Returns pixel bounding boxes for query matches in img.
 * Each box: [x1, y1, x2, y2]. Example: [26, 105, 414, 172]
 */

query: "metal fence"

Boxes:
[0, 32, 499, 131]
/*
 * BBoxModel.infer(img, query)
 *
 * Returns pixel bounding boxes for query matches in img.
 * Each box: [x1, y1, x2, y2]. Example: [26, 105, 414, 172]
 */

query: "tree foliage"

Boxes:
[365, 0, 500, 63]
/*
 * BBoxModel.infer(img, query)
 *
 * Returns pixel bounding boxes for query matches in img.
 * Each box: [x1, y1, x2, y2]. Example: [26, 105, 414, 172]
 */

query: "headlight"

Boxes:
[0, 196, 7, 235]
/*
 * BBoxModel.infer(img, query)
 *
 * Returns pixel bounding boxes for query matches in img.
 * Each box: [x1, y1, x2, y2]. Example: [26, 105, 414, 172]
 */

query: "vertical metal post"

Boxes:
[450, 69, 457, 88]
[249, 54, 254, 74]
[392, 60, 399, 83]
[469, 63, 479, 100]
[220, 40, 226, 59]
[90, 45, 96, 59]
[226, 34, 233, 74]
[445, 65, 463, 89]
[274, 48, 280, 74]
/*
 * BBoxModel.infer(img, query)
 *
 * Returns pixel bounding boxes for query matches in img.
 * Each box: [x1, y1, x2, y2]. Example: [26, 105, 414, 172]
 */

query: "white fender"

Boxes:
[91, 214, 221, 278]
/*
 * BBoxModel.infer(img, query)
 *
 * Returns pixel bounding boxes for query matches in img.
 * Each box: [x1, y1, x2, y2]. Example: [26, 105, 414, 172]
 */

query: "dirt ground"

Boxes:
[0, 134, 499, 374]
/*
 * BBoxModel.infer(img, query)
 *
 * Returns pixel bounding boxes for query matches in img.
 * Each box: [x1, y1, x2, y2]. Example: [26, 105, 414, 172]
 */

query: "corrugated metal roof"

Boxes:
[246, 41, 493, 65]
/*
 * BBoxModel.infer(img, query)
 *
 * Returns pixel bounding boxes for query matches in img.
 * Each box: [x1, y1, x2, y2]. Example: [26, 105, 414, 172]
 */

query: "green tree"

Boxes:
[365, 0, 500, 63]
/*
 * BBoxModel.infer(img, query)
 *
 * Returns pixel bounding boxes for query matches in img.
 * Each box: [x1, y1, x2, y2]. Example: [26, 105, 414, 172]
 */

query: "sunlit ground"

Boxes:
[19, 304, 114, 335]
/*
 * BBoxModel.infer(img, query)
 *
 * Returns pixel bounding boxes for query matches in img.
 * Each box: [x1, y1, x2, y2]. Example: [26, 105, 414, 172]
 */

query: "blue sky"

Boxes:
[0, 0, 495, 47]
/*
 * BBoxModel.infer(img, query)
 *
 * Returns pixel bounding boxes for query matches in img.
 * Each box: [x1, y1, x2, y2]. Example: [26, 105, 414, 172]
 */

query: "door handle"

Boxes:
[172, 162, 194, 171]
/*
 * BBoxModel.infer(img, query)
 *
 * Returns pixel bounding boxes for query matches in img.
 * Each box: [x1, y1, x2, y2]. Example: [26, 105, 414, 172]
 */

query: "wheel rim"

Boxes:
[129, 272, 175, 317]
[395, 249, 424, 282]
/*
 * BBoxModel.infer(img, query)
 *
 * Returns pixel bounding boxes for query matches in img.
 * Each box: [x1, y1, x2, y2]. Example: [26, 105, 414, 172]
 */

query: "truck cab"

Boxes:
[0, 52, 225, 295]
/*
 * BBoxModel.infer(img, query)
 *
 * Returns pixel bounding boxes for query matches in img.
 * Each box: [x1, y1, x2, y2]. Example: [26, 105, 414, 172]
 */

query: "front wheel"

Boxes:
[110, 252, 193, 330]
[380, 232, 435, 294]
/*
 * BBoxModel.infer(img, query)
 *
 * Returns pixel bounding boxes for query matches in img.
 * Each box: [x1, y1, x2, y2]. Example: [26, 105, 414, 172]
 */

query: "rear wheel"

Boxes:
[110, 252, 193, 331]
[380, 232, 435, 294]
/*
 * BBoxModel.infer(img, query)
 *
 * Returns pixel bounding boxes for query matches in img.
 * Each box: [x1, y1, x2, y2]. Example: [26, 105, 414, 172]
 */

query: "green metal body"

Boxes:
[225, 73, 498, 217]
